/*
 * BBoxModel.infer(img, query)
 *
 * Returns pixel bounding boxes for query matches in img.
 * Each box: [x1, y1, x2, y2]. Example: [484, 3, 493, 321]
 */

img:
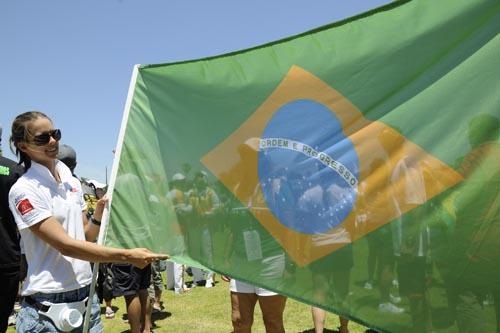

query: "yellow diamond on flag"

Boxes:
[202, 65, 463, 266]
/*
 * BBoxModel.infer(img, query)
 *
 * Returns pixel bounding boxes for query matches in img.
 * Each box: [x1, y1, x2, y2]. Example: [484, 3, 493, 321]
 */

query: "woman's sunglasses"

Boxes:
[30, 129, 62, 146]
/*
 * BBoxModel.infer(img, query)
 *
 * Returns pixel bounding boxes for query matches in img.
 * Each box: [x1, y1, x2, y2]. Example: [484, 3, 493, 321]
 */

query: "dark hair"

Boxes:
[10, 111, 51, 170]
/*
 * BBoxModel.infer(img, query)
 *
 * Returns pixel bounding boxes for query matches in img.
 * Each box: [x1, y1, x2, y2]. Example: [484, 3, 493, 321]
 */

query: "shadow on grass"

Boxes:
[300, 328, 381, 333]
[121, 310, 172, 321]
[299, 328, 337, 333]
[186, 279, 221, 288]
[152, 311, 172, 321]
[119, 311, 172, 333]
[299, 329, 381, 333]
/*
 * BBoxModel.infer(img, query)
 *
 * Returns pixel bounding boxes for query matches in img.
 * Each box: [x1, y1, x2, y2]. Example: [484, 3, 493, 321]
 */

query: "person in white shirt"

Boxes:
[8, 111, 167, 333]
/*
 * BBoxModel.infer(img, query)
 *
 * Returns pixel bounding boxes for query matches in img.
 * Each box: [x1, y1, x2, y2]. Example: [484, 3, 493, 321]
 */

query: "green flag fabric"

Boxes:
[104, 0, 500, 331]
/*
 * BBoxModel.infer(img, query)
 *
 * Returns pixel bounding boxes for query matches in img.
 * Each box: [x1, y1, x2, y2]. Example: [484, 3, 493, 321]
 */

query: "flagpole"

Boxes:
[83, 64, 141, 333]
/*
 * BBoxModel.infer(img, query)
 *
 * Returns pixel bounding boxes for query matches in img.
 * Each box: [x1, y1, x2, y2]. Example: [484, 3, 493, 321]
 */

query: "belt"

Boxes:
[24, 295, 90, 312]
[24, 296, 50, 312]
[23, 285, 90, 311]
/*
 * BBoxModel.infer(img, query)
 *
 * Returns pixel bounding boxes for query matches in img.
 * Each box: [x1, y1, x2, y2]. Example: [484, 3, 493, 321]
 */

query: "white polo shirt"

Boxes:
[9, 160, 92, 295]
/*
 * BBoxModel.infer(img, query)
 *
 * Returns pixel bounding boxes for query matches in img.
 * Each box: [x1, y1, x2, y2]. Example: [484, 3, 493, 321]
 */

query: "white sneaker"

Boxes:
[390, 294, 401, 304]
[105, 307, 115, 319]
[205, 279, 214, 288]
[364, 281, 373, 290]
[378, 302, 404, 314]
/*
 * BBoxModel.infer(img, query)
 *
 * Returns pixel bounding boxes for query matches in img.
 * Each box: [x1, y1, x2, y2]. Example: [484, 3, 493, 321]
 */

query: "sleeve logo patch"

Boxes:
[0, 165, 10, 176]
[17, 198, 34, 216]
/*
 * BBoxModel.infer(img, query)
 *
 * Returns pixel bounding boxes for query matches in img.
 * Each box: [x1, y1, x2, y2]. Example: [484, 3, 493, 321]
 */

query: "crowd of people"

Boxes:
[0, 111, 350, 333]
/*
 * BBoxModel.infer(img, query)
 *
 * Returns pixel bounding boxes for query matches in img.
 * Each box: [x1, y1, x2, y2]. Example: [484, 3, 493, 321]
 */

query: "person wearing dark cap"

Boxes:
[0, 125, 25, 332]
[57, 143, 78, 177]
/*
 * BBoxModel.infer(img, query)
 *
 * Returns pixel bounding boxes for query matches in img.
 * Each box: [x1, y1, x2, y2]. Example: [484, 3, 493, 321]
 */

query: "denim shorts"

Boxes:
[17, 285, 103, 333]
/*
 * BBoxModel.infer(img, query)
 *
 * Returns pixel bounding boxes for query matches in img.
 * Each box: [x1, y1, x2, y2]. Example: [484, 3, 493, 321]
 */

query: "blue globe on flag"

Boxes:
[258, 99, 360, 234]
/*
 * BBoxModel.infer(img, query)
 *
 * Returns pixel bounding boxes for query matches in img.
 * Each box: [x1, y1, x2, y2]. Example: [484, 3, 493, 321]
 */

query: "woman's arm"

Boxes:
[30, 216, 167, 268]
[83, 196, 107, 242]
[83, 213, 100, 242]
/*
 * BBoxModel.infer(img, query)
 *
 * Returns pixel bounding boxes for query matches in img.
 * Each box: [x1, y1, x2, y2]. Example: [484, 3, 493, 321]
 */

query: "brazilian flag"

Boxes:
[103, 0, 500, 331]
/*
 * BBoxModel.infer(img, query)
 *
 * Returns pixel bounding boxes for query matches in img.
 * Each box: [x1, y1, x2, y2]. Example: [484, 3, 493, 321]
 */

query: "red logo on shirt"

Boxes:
[17, 198, 34, 216]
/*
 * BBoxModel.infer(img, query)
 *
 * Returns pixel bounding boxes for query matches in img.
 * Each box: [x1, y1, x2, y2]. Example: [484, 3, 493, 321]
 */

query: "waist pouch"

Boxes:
[25, 296, 88, 332]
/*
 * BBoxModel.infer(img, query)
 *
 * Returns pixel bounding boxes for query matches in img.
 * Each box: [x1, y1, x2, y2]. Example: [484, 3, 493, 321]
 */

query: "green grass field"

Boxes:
[7, 275, 370, 333]
[101, 277, 369, 333]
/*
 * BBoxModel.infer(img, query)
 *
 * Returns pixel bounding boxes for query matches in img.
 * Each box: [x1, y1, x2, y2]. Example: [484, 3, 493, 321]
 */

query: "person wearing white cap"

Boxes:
[87, 179, 107, 201]
[87, 179, 106, 189]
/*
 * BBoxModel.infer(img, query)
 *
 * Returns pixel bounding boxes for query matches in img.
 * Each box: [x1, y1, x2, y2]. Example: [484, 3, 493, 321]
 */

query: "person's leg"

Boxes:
[231, 292, 258, 333]
[173, 263, 188, 293]
[377, 245, 396, 304]
[139, 289, 152, 333]
[455, 290, 484, 333]
[258, 294, 287, 333]
[378, 264, 393, 303]
[378, 257, 403, 313]
[125, 294, 142, 333]
[181, 265, 191, 292]
[147, 282, 156, 318]
[103, 265, 115, 318]
[366, 235, 379, 289]
[339, 316, 349, 333]
[404, 257, 432, 332]
[165, 261, 175, 290]
[88, 293, 105, 333]
[0, 268, 19, 332]
[138, 265, 153, 332]
[331, 266, 351, 333]
[408, 293, 431, 333]
[205, 270, 214, 288]
[311, 306, 326, 333]
[104, 297, 115, 319]
[123, 264, 151, 333]
[150, 263, 163, 308]
[105, 297, 113, 307]
[154, 287, 162, 308]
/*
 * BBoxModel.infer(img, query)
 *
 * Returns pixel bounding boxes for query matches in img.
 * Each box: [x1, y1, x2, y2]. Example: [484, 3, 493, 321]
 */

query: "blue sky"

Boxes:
[0, 0, 388, 182]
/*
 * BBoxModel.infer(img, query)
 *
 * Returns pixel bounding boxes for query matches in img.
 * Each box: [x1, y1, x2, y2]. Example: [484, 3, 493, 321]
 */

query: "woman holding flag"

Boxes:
[8, 111, 168, 333]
